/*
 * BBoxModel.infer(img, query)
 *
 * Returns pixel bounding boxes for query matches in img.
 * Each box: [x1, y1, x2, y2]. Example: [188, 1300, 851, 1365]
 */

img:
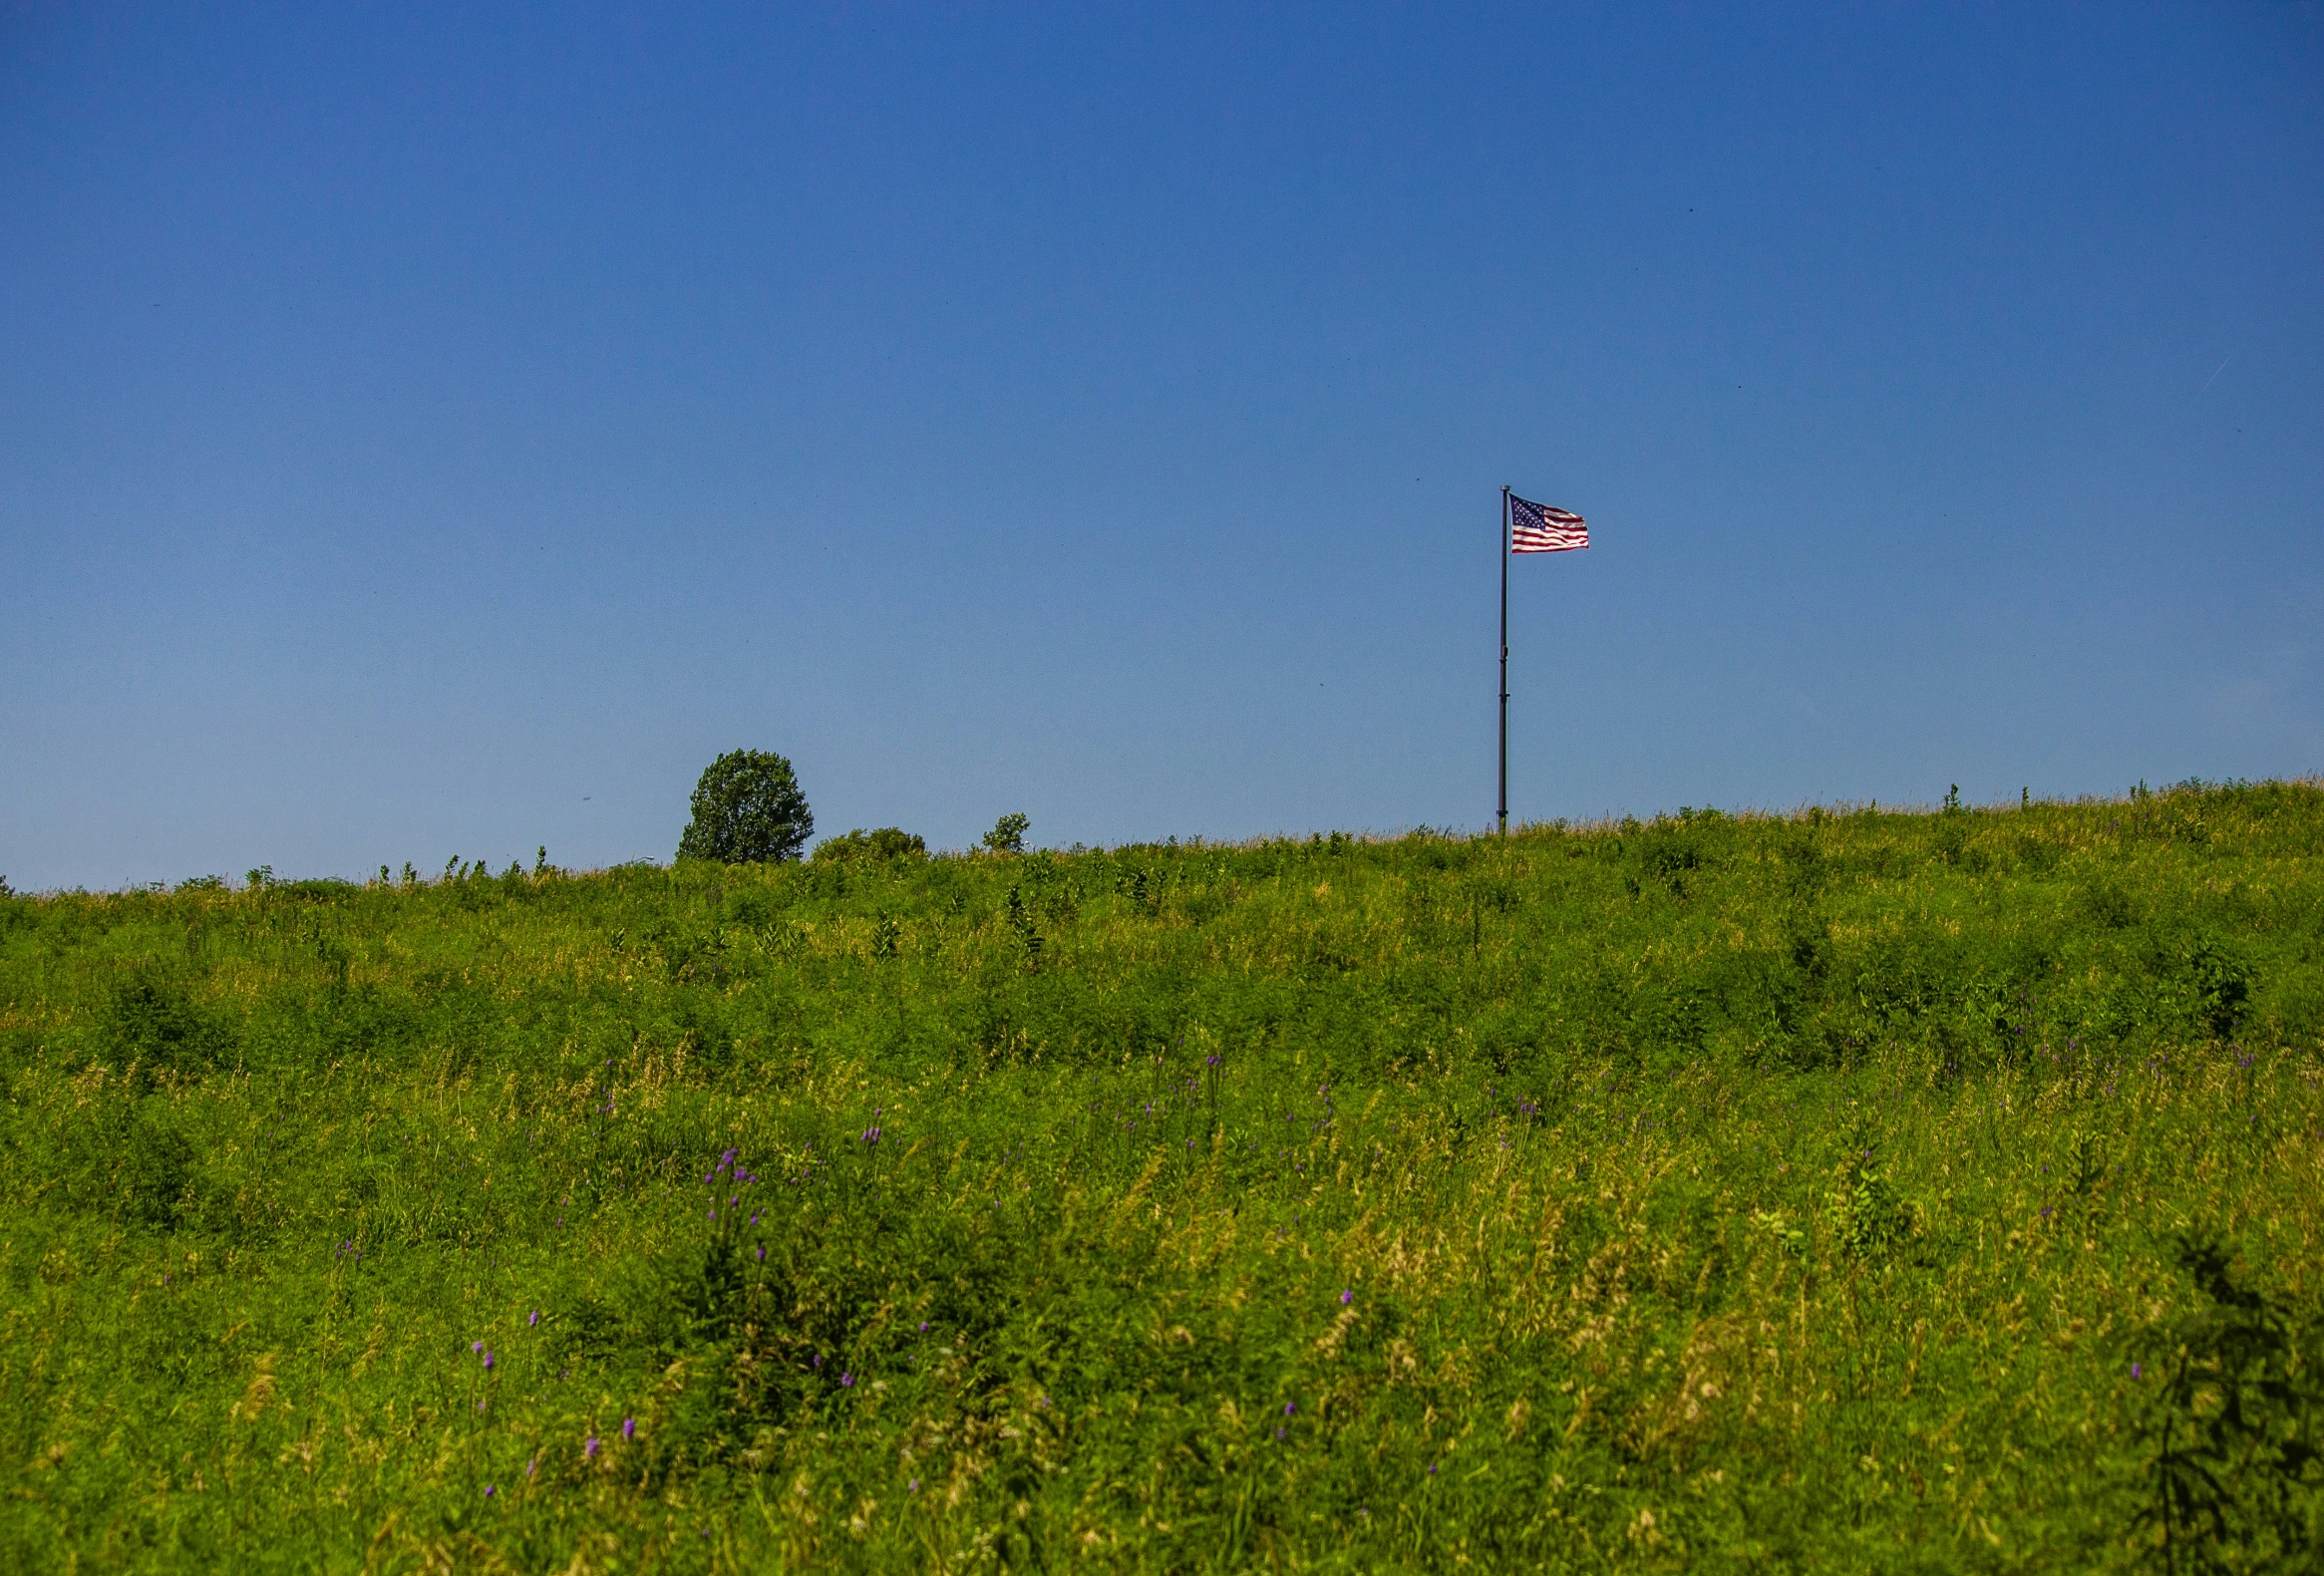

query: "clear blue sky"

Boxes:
[3, 3, 2319, 889]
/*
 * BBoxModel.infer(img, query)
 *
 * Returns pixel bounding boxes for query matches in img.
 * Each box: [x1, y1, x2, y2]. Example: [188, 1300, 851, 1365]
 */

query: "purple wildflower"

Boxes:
[485, 1483, 496, 1498]
[525, 1456, 537, 1478]
[622, 1417, 635, 1440]
[472, 1340, 486, 1353]
[482, 1350, 496, 1371]
[840, 1373, 855, 1388]
[2133, 1363, 2144, 1380]
[1285, 1402, 1295, 1417]
[1341, 1289, 1353, 1306]
[756, 1245, 766, 1262]
[529, 1311, 540, 1328]
[585, 1435, 599, 1459]
[918, 1322, 929, 1333]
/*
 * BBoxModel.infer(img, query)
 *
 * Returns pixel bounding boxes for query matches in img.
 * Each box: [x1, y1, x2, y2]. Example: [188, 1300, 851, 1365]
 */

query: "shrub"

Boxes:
[813, 827, 927, 864]
[676, 750, 815, 864]
[1825, 1141, 1918, 1259]
[2133, 1237, 2323, 1570]
[102, 968, 233, 1081]
[62, 1102, 195, 1229]
[2186, 938, 2253, 1042]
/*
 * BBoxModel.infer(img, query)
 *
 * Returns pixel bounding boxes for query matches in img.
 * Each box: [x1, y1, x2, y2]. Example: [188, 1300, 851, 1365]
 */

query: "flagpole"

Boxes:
[1498, 485, 1510, 836]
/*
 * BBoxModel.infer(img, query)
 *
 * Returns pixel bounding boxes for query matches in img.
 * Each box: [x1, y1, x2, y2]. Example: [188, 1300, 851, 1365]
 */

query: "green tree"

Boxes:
[983, 812, 1029, 854]
[677, 749, 815, 864]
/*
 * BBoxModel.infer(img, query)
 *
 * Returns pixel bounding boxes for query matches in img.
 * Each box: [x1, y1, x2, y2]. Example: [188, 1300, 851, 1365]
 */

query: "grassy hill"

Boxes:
[3, 781, 2322, 1572]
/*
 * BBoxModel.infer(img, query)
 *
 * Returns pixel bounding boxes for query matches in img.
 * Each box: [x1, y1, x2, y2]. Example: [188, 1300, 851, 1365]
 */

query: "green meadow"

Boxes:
[3, 782, 2322, 1572]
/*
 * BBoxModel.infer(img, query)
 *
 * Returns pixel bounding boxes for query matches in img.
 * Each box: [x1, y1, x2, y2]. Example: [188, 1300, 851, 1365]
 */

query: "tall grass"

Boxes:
[2, 781, 2320, 1571]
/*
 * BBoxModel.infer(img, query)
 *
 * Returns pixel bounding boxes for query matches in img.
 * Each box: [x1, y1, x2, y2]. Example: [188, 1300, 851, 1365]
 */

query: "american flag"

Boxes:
[1509, 494, 1587, 553]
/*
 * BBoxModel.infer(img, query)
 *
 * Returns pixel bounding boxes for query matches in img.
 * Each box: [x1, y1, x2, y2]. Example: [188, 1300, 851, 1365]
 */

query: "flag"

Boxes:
[1509, 494, 1587, 553]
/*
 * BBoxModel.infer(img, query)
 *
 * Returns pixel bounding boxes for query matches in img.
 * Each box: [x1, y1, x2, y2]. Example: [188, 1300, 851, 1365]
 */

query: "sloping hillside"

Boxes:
[2, 781, 2320, 1570]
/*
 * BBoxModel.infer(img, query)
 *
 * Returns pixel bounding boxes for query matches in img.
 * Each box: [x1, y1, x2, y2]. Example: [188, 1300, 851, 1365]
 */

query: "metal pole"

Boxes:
[1498, 485, 1509, 835]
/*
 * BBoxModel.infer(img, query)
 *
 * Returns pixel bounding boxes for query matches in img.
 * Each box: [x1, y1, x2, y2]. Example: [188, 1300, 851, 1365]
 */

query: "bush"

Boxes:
[983, 812, 1029, 854]
[813, 827, 927, 864]
[2133, 1237, 2324, 1569]
[60, 1100, 194, 1229]
[102, 969, 234, 1081]
[676, 750, 815, 864]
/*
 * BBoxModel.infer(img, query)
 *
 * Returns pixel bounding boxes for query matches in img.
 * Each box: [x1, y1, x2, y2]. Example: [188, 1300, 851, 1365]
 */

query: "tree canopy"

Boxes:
[676, 749, 814, 864]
